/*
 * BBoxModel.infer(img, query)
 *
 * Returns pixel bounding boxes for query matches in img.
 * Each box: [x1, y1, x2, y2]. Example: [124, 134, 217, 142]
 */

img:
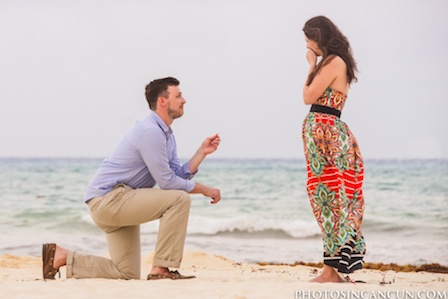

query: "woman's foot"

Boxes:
[310, 265, 344, 283]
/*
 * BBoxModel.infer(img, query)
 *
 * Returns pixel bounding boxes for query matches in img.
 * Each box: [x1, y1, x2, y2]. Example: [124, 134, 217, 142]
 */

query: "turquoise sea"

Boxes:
[1, 158, 447, 265]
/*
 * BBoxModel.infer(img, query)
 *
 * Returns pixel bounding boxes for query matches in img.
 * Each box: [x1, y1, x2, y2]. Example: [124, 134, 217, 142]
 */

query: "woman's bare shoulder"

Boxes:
[326, 55, 346, 68]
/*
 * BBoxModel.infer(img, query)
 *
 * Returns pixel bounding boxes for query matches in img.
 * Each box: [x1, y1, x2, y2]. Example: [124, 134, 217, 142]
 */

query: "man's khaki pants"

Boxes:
[66, 184, 191, 279]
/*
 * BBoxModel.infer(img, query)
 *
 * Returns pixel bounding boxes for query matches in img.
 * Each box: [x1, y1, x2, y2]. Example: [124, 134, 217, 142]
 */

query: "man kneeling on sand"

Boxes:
[43, 77, 221, 280]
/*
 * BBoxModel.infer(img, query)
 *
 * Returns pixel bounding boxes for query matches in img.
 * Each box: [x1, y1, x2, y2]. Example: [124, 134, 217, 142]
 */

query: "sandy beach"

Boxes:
[1, 251, 446, 299]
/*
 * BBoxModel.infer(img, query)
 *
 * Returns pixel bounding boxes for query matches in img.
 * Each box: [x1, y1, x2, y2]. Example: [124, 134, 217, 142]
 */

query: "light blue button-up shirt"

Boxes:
[84, 111, 196, 202]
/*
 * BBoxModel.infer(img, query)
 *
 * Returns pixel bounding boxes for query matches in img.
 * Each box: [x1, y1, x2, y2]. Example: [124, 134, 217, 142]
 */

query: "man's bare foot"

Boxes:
[150, 266, 170, 275]
[53, 245, 68, 269]
[310, 265, 344, 283]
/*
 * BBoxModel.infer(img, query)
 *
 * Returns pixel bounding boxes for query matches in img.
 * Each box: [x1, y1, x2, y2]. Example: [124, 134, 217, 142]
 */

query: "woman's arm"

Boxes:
[303, 53, 346, 105]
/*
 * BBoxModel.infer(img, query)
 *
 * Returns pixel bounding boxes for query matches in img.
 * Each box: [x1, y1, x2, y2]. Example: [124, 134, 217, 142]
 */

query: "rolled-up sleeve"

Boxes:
[176, 162, 197, 180]
[170, 139, 198, 180]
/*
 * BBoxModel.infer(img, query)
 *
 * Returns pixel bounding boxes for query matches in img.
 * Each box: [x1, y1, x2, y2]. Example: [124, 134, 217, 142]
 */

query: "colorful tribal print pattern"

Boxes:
[302, 87, 366, 274]
[316, 87, 347, 110]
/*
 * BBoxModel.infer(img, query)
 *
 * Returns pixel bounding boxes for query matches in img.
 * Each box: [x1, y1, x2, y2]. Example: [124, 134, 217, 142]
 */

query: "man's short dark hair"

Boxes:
[145, 77, 180, 110]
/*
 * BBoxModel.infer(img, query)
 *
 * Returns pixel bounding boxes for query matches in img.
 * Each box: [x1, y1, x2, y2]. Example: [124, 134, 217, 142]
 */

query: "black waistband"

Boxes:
[310, 104, 341, 118]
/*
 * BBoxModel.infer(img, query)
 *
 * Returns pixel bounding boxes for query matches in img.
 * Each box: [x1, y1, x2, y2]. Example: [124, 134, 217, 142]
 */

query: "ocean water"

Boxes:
[1, 158, 447, 265]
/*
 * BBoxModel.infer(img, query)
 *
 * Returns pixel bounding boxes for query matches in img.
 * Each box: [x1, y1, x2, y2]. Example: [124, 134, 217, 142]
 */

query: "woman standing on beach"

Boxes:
[301, 16, 366, 283]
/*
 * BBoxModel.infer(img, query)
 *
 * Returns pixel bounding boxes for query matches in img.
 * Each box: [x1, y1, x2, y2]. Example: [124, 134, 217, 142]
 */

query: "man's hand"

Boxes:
[204, 186, 221, 204]
[191, 183, 221, 204]
[200, 133, 221, 156]
[189, 133, 221, 174]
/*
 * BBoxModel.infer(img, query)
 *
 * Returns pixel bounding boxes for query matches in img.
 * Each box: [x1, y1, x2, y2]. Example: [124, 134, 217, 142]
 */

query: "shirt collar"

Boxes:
[149, 111, 173, 136]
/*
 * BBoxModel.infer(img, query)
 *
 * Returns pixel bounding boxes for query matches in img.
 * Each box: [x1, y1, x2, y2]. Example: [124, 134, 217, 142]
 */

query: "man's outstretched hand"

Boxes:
[200, 133, 221, 156]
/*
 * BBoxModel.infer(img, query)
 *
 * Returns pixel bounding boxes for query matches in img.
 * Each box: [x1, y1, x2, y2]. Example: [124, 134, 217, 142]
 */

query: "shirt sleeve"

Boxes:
[137, 127, 195, 192]
[169, 137, 198, 180]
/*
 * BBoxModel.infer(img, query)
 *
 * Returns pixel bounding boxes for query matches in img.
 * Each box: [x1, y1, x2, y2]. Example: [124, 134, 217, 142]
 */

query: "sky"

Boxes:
[1, 0, 447, 160]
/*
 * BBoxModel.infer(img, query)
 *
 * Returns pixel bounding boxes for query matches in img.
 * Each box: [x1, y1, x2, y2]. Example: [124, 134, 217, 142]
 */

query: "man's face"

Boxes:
[165, 85, 186, 119]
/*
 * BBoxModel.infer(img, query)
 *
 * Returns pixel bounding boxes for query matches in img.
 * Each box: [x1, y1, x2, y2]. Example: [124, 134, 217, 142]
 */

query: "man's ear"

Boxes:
[157, 96, 167, 108]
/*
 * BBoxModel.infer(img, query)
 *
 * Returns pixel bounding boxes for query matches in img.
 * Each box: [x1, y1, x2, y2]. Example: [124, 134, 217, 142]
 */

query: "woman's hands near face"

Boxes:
[306, 48, 318, 66]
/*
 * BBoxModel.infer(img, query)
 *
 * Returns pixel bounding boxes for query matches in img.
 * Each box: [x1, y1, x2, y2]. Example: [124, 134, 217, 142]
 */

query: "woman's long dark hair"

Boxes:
[303, 16, 358, 86]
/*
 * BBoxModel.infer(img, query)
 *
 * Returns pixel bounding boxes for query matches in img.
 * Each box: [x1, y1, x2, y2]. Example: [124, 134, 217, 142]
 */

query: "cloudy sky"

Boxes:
[1, 0, 447, 160]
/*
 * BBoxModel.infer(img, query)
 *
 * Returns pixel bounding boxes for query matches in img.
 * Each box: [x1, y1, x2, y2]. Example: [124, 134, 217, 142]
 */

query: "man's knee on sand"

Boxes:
[121, 271, 141, 280]
[116, 263, 141, 280]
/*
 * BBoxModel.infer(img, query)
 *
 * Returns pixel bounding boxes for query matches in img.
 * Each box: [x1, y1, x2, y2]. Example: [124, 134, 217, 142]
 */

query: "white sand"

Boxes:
[1, 252, 446, 299]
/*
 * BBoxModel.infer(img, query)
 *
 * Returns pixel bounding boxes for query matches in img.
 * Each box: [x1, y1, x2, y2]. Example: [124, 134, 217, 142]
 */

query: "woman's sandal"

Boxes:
[147, 270, 196, 280]
[42, 243, 60, 280]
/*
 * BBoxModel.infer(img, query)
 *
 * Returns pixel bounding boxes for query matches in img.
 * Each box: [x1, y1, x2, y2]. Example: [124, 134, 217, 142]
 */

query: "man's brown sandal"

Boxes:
[147, 270, 196, 280]
[42, 243, 60, 280]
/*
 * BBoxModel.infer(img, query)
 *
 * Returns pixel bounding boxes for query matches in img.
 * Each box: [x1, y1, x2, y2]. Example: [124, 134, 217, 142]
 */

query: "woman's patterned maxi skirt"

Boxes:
[302, 112, 366, 274]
